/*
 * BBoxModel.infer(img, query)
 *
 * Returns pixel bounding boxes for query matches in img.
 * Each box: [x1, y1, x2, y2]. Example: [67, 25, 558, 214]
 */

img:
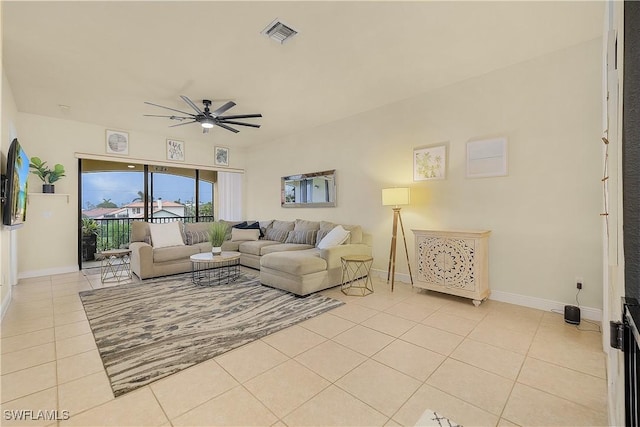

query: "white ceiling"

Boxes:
[2, 1, 604, 148]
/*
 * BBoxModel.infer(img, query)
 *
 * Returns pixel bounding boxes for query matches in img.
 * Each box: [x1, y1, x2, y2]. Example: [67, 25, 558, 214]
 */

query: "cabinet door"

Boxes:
[443, 237, 477, 292]
[416, 236, 447, 287]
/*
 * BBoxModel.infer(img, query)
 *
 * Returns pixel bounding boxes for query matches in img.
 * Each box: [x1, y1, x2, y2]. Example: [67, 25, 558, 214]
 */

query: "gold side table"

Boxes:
[341, 255, 374, 296]
[100, 249, 132, 283]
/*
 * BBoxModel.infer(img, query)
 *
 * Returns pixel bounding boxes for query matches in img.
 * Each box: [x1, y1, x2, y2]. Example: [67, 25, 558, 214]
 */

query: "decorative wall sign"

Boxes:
[106, 130, 129, 155]
[466, 137, 508, 178]
[414, 144, 447, 181]
[166, 139, 185, 161]
[214, 146, 229, 167]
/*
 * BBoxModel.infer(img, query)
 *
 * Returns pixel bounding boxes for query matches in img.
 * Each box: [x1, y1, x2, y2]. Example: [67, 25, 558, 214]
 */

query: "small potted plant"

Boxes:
[209, 221, 228, 255]
[29, 157, 66, 193]
[81, 217, 100, 261]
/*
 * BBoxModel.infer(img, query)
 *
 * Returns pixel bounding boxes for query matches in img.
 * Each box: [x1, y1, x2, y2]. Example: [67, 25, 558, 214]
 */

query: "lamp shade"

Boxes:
[382, 187, 410, 206]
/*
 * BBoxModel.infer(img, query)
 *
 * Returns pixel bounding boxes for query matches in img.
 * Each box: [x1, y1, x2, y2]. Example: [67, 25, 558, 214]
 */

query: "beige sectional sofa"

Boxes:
[128, 219, 372, 295]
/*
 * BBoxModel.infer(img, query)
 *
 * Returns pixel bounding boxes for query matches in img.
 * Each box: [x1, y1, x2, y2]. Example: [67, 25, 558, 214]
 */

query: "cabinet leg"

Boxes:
[472, 299, 482, 307]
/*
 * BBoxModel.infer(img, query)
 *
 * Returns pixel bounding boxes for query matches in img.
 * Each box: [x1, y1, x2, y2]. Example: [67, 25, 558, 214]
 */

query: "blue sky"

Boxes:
[82, 172, 212, 208]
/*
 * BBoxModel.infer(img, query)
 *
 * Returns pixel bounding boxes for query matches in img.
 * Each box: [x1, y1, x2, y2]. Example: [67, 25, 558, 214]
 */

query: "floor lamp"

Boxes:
[382, 187, 414, 291]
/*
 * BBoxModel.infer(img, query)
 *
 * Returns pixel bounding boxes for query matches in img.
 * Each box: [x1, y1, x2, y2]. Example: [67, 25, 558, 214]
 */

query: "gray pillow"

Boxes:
[264, 227, 289, 243]
[285, 229, 317, 245]
[186, 230, 209, 245]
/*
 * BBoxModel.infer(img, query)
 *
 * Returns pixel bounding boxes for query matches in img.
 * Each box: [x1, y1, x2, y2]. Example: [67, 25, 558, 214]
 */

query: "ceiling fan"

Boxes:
[144, 95, 262, 134]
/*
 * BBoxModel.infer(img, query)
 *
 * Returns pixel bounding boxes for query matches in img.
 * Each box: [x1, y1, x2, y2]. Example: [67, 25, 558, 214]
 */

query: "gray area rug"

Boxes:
[79, 273, 344, 397]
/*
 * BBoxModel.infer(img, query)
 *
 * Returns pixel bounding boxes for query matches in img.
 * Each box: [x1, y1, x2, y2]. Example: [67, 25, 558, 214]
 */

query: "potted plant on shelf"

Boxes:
[209, 221, 227, 255]
[81, 217, 100, 261]
[29, 157, 66, 193]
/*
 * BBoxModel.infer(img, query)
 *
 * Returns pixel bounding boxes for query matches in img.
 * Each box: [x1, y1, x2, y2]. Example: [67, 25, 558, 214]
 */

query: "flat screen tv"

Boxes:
[2, 138, 29, 228]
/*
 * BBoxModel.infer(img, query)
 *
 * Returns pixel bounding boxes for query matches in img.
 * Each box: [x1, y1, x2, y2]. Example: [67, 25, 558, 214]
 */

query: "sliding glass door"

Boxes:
[79, 159, 216, 269]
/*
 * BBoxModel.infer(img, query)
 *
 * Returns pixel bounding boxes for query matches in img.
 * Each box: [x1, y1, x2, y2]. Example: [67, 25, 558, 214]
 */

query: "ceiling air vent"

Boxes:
[261, 19, 298, 44]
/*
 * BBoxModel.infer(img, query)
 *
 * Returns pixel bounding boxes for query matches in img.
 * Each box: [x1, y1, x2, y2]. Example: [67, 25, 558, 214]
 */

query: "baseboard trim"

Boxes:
[490, 289, 602, 321]
[370, 268, 603, 322]
[18, 265, 79, 280]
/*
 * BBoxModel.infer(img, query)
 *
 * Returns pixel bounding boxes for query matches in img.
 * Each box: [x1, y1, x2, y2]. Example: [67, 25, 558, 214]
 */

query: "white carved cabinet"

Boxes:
[412, 229, 491, 306]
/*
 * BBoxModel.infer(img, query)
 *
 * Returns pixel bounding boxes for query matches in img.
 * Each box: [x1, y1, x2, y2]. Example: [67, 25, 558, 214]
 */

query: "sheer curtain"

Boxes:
[217, 172, 243, 221]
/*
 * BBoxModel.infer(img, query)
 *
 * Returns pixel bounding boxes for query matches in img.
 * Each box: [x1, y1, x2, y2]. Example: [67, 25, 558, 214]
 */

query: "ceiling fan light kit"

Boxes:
[144, 96, 262, 134]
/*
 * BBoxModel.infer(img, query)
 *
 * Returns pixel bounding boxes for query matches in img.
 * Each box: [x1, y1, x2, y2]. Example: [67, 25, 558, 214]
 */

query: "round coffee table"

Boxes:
[190, 251, 241, 285]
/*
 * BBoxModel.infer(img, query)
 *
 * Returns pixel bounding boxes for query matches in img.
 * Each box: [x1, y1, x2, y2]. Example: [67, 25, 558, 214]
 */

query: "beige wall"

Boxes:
[244, 39, 603, 309]
[13, 113, 244, 276]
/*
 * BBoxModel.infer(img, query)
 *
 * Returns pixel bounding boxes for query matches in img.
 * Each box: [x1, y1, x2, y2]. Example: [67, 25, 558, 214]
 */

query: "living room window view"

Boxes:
[2, 2, 639, 427]
[79, 159, 215, 269]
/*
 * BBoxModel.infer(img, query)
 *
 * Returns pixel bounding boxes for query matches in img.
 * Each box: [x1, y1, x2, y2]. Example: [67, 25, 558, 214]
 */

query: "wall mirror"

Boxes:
[281, 170, 336, 208]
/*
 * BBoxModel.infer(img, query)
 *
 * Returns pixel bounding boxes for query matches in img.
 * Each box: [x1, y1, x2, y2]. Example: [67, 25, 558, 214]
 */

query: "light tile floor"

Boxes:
[1, 269, 608, 426]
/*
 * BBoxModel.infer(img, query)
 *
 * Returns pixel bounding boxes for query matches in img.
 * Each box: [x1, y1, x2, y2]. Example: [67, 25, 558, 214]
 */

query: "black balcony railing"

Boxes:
[87, 216, 215, 253]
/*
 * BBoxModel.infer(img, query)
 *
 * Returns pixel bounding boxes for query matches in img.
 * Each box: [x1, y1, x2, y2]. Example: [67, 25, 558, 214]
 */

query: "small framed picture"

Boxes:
[106, 130, 129, 155]
[214, 146, 229, 166]
[466, 137, 508, 178]
[414, 143, 447, 181]
[167, 139, 185, 161]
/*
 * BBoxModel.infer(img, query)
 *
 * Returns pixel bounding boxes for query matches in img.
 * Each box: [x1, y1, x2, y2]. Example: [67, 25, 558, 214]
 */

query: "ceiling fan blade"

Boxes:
[218, 120, 261, 128]
[144, 101, 194, 116]
[180, 95, 204, 115]
[218, 113, 262, 120]
[169, 120, 198, 128]
[212, 101, 236, 117]
[214, 122, 240, 133]
[143, 114, 191, 120]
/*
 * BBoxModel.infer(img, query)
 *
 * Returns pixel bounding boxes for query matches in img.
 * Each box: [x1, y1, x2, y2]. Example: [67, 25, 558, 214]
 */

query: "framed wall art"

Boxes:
[214, 146, 229, 167]
[167, 139, 185, 161]
[414, 144, 447, 181]
[106, 130, 129, 155]
[466, 137, 508, 178]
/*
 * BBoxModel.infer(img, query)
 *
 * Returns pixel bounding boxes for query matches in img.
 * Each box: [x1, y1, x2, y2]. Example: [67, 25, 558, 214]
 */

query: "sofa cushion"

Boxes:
[342, 224, 363, 244]
[261, 243, 315, 255]
[294, 219, 320, 231]
[231, 228, 260, 241]
[153, 244, 199, 263]
[148, 222, 185, 249]
[261, 250, 327, 276]
[271, 220, 295, 231]
[317, 225, 350, 249]
[238, 240, 281, 256]
[131, 221, 151, 243]
[264, 227, 289, 243]
[285, 229, 318, 245]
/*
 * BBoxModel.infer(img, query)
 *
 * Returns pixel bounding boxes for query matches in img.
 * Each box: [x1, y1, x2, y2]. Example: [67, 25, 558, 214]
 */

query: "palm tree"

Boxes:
[131, 190, 144, 203]
[97, 198, 117, 208]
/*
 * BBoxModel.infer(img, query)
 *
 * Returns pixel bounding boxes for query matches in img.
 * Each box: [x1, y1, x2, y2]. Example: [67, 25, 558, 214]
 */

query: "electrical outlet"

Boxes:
[577, 281, 582, 290]
[576, 276, 584, 290]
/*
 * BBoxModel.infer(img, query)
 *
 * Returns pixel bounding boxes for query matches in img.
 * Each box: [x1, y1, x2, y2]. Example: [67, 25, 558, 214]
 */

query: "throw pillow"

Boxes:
[264, 227, 289, 243]
[231, 228, 260, 242]
[186, 230, 209, 245]
[148, 222, 185, 249]
[234, 221, 263, 237]
[317, 225, 350, 249]
[285, 229, 318, 245]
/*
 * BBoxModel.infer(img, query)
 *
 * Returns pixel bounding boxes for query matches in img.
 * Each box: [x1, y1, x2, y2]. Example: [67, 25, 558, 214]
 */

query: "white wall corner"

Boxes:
[1, 285, 12, 321]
